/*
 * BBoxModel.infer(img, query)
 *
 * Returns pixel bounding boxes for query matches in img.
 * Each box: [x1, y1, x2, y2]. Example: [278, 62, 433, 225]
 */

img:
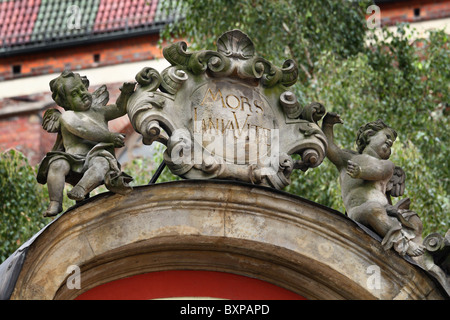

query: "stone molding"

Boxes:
[9, 180, 447, 300]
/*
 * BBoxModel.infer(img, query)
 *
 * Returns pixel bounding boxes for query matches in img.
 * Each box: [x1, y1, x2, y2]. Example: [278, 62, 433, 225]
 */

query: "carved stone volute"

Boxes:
[126, 29, 327, 189]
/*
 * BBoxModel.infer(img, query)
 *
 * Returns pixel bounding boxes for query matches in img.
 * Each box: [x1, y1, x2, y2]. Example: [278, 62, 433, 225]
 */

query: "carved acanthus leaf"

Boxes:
[135, 67, 162, 91]
[161, 30, 298, 88]
[300, 102, 326, 124]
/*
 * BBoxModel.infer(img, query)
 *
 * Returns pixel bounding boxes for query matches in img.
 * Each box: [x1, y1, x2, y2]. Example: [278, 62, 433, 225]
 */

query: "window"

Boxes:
[12, 64, 21, 75]
[414, 8, 421, 17]
[93, 53, 101, 63]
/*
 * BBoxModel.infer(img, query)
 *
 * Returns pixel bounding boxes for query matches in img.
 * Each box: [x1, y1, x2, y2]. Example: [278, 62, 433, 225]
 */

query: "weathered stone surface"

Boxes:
[8, 181, 447, 300]
[126, 30, 328, 189]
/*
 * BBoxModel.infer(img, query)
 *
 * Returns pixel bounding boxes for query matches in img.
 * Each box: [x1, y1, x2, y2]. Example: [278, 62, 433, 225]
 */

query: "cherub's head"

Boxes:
[50, 71, 92, 111]
[356, 119, 397, 158]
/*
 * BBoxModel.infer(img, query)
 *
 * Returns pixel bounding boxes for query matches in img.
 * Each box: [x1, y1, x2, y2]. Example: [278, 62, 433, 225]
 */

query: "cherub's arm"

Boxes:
[347, 158, 395, 181]
[103, 82, 136, 121]
[321, 112, 352, 170]
[61, 112, 125, 148]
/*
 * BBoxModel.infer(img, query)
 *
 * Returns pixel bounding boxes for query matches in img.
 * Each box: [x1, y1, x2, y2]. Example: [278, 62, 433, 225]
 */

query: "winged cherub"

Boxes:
[37, 71, 135, 217]
[321, 113, 425, 257]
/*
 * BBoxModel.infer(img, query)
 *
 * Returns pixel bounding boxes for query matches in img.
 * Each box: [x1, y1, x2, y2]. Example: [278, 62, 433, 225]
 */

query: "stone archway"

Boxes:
[8, 180, 446, 300]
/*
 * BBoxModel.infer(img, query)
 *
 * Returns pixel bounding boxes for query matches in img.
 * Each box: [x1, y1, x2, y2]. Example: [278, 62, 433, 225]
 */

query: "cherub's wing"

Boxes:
[386, 166, 406, 198]
[92, 85, 109, 107]
[42, 108, 62, 133]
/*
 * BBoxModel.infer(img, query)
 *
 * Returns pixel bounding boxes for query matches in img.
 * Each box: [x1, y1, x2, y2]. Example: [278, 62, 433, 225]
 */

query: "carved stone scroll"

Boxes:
[127, 29, 327, 189]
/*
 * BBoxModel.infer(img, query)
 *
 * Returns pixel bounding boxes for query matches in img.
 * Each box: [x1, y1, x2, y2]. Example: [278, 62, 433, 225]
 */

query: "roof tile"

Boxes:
[0, 0, 171, 54]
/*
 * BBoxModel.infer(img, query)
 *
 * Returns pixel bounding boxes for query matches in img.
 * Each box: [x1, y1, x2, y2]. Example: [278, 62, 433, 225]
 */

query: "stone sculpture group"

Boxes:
[36, 30, 448, 292]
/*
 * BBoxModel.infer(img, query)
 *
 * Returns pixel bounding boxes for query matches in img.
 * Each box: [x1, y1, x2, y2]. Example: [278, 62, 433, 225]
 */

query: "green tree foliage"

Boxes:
[160, 0, 370, 82]
[114, 143, 180, 187]
[160, 0, 449, 234]
[0, 150, 48, 262]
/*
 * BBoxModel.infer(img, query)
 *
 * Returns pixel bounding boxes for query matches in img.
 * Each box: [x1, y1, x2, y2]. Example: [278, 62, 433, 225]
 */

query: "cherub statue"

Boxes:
[37, 71, 135, 217]
[322, 112, 425, 257]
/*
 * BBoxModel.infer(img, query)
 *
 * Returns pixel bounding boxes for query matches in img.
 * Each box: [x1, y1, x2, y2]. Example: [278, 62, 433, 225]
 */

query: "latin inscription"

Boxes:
[191, 82, 276, 164]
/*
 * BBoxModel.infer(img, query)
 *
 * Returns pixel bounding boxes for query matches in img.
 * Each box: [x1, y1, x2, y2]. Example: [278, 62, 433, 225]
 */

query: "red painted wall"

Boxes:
[76, 270, 306, 300]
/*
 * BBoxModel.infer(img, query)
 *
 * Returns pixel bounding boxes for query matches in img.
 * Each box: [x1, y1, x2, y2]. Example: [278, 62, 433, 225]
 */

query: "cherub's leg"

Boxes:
[349, 202, 424, 256]
[45, 159, 70, 217]
[369, 208, 424, 256]
[408, 215, 423, 243]
[68, 157, 109, 201]
[348, 201, 391, 234]
[365, 202, 399, 237]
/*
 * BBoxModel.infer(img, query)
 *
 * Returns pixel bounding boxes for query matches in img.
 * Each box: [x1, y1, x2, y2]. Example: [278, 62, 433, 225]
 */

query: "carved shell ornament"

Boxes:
[216, 29, 255, 59]
[126, 29, 328, 189]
